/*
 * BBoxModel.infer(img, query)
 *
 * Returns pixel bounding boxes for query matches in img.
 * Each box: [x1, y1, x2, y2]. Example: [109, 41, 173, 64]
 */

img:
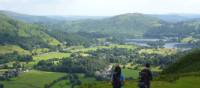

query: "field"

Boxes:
[51, 80, 71, 88]
[33, 52, 71, 61]
[0, 45, 30, 55]
[122, 68, 139, 79]
[1, 70, 200, 88]
[0, 70, 66, 88]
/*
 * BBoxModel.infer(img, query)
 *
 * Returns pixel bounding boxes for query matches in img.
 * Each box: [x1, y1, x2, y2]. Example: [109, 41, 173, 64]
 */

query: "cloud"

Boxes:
[0, 0, 200, 16]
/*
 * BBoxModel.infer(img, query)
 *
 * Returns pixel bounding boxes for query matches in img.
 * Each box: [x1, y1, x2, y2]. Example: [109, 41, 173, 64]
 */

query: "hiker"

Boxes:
[138, 63, 153, 88]
[111, 65, 125, 88]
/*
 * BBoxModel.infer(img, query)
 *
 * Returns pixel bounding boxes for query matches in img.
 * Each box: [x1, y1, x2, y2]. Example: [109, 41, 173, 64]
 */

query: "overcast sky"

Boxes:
[0, 0, 200, 16]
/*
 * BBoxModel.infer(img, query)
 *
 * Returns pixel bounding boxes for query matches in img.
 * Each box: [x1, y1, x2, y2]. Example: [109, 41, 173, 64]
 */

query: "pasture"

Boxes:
[0, 70, 66, 88]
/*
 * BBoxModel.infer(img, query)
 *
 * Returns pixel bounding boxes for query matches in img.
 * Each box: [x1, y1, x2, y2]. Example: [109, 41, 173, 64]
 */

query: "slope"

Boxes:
[163, 50, 200, 74]
[0, 12, 61, 50]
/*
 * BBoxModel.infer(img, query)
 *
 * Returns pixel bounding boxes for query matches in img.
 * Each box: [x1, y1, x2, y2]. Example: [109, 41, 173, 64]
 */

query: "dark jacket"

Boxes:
[139, 68, 152, 84]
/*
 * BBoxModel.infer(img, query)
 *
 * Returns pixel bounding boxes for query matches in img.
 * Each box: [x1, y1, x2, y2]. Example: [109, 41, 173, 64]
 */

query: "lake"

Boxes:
[125, 38, 192, 49]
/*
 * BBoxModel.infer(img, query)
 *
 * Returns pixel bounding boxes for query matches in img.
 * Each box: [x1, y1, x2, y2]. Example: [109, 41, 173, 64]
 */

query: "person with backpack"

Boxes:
[111, 65, 125, 88]
[138, 63, 153, 88]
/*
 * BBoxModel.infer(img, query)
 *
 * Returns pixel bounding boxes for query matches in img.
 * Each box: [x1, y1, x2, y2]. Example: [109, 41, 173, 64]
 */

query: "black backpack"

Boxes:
[139, 70, 149, 81]
[138, 70, 149, 88]
[112, 74, 122, 88]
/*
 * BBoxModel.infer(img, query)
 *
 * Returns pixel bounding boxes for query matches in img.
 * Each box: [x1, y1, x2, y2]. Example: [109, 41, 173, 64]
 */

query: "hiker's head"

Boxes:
[145, 63, 150, 68]
[114, 65, 121, 75]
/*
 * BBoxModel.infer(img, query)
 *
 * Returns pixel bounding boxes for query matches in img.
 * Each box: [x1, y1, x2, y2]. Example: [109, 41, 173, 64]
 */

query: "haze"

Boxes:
[0, 0, 200, 16]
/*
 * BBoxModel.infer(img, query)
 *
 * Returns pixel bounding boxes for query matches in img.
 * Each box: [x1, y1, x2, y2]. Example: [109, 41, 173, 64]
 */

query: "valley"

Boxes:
[0, 10, 200, 88]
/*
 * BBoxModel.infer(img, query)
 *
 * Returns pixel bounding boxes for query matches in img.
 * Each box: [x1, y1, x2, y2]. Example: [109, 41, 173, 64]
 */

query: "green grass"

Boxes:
[122, 68, 139, 79]
[78, 76, 200, 88]
[51, 80, 71, 88]
[47, 73, 96, 88]
[163, 50, 200, 74]
[24, 52, 71, 67]
[31, 48, 49, 55]
[0, 70, 66, 88]
[78, 74, 96, 84]
[33, 52, 70, 61]
[0, 45, 30, 55]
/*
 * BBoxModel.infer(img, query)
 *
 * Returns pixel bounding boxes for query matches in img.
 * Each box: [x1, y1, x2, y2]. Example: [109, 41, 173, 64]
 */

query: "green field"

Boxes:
[51, 80, 71, 88]
[33, 52, 70, 61]
[0, 70, 66, 88]
[0, 45, 30, 55]
[36, 73, 97, 88]
[23, 52, 71, 67]
[122, 68, 139, 79]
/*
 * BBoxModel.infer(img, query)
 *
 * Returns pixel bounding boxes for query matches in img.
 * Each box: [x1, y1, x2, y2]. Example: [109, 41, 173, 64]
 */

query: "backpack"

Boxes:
[139, 70, 149, 81]
[112, 74, 122, 88]
[138, 70, 149, 88]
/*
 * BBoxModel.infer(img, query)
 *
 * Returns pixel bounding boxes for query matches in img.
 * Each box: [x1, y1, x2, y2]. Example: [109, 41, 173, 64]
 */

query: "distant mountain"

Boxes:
[152, 14, 189, 23]
[0, 10, 107, 23]
[152, 14, 200, 23]
[0, 10, 64, 23]
[0, 12, 60, 50]
[54, 16, 108, 21]
[60, 13, 164, 37]
[2, 10, 200, 38]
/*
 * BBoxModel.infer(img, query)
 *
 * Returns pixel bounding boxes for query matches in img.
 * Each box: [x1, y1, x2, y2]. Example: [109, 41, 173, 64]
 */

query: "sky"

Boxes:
[0, 0, 200, 16]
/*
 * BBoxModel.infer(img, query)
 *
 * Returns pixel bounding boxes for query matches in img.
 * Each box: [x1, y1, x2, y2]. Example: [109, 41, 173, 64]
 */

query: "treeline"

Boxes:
[89, 48, 179, 68]
[35, 56, 108, 75]
[47, 31, 109, 47]
[0, 52, 32, 64]
[35, 47, 181, 75]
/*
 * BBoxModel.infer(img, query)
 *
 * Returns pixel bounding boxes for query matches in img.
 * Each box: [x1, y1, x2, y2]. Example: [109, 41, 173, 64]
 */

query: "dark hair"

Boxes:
[145, 63, 150, 68]
[114, 65, 121, 77]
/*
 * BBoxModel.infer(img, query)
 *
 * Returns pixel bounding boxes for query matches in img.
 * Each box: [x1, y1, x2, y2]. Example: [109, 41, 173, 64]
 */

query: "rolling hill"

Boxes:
[61, 13, 164, 37]
[1, 11, 165, 37]
[0, 10, 61, 23]
[0, 12, 61, 50]
[3, 11, 200, 39]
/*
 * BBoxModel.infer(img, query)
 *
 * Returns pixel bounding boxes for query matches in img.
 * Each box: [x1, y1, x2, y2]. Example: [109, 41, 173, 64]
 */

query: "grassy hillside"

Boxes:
[0, 70, 65, 88]
[0, 45, 30, 55]
[163, 50, 200, 74]
[0, 12, 61, 50]
[78, 76, 200, 88]
[33, 52, 70, 61]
